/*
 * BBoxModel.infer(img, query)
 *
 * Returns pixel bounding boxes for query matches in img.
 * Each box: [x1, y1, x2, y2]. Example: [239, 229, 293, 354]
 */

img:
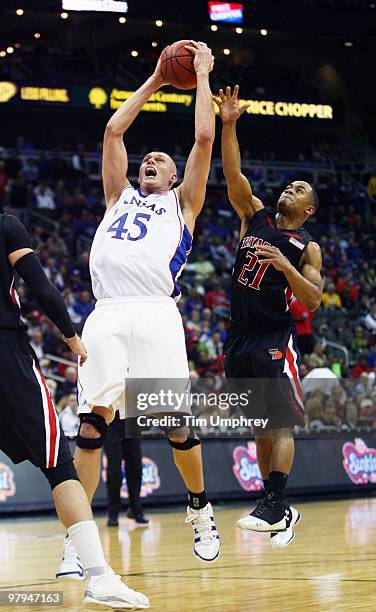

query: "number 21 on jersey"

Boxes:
[238, 250, 270, 290]
[106, 212, 151, 241]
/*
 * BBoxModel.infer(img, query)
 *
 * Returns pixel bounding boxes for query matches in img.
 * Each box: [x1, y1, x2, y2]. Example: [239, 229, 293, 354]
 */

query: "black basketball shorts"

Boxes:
[0, 330, 72, 468]
[223, 325, 305, 429]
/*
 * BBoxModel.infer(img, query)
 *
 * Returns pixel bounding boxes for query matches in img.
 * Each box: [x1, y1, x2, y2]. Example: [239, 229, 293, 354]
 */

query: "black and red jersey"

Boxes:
[0, 214, 31, 330]
[230, 208, 312, 332]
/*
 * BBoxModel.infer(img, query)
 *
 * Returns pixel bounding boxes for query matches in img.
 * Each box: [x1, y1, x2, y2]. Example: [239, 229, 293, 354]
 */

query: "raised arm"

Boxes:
[103, 58, 166, 209]
[177, 42, 215, 235]
[213, 86, 264, 223]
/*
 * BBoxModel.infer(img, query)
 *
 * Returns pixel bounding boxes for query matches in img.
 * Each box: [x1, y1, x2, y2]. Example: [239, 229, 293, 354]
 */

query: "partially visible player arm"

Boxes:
[255, 241, 323, 312]
[213, 86, 264, 225]
[103, 55, 167, 209]
[5, 216, 87, 362]
[177, 42, 215, 235]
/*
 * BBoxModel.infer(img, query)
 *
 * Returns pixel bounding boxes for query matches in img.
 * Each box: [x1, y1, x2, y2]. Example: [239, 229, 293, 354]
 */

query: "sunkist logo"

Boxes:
[0, 462, 16, 501]
[102, 455, 161, 498]
[342, 438, 376, 485]
[233, 442, 263, 492]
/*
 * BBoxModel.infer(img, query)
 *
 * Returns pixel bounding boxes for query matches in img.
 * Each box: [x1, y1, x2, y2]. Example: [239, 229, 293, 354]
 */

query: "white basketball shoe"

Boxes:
[185, 502, 221, 562]
[270, 506, 301, 549]
[84, 566, 150, 609]
[56, 535, 85, 581]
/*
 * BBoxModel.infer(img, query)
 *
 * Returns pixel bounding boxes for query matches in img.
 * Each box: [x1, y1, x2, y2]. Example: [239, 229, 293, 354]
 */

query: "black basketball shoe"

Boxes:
[270, 506, 301, 548]
[237, 491, 290, 532]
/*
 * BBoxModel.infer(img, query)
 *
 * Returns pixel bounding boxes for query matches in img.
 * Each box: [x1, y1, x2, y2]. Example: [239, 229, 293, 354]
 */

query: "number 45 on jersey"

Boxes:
[107, 212, 151, 241]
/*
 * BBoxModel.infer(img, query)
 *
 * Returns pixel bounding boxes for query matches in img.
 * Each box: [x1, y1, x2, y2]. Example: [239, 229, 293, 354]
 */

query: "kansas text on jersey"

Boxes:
[231, 209, 312, 331]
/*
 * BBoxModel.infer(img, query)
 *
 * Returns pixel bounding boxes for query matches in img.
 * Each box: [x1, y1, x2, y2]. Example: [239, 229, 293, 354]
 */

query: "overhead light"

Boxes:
[15, 43, 21, 49]
[0, 51, 6, 57]
[260, 28, 268, 36]
[344, 41, 353, 47]
[34, 32, 41, 39]
[211, 24, 218, 31]
[119, 16, 126, 23]
[236, 27, 243, 34]
[61, 12, 69, 19]
[155, 20, 163, 27]
[152, 41, 158, 47]
[7, 47, 14, 54]
[131, 50, 139, 57]
[16, 8, 24, 16]
[223, 48, 230, 55]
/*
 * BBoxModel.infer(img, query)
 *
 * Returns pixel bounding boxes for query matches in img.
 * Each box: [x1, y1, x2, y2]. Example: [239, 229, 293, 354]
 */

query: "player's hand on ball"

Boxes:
[255, 245, 292, 273]
[213, 85, 250, 123]
[63, 334, 88, 365]
[152, 47, 169, 88]
[185, 41, 214, 76]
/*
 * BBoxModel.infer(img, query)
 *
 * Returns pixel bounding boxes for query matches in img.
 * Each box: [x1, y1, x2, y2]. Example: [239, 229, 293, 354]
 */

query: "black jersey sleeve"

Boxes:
[14, 253, 76, 339]
[4, 214, 33, 254]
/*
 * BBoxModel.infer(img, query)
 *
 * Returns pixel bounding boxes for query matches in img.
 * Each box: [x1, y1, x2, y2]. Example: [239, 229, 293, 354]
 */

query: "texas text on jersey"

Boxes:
[231, 209, 312, 332]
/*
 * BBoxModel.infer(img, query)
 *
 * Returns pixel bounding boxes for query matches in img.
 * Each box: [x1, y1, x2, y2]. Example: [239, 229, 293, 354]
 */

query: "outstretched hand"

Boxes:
[213, 85, 249, 123]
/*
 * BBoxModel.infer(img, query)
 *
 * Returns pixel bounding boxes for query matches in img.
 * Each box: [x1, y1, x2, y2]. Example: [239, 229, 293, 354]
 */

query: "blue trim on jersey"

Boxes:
[137, 187, 148, 198]
[170, 225, 192, 299]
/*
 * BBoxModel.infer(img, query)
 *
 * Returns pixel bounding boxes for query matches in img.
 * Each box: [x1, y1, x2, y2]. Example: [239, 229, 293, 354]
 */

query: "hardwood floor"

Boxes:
[0, 497, 375, 611]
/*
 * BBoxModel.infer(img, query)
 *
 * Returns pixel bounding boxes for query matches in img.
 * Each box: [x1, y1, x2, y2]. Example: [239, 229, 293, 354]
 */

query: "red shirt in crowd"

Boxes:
[289, 299, 313, 335]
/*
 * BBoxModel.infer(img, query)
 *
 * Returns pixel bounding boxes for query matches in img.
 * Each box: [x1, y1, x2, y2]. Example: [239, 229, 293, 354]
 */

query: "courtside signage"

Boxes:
[342, 438, 376, 485]
[232, 442, 263, 492]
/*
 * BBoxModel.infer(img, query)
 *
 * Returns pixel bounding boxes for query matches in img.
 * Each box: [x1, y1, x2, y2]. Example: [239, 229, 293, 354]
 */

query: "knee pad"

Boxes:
[167, 426, 201, 451]
[76, 413, 108, 450]
[41, 459, 78, 490]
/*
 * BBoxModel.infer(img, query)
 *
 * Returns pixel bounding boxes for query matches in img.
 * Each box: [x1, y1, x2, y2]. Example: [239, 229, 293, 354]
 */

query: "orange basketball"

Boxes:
[160, 40, 197, 90]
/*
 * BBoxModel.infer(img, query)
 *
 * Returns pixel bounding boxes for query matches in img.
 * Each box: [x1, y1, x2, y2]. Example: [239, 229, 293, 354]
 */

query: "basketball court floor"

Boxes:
[0, 497, 375, 611]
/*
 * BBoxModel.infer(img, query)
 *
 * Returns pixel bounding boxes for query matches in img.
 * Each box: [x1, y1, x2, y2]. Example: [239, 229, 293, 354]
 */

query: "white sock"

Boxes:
[68, 520, 107, 575]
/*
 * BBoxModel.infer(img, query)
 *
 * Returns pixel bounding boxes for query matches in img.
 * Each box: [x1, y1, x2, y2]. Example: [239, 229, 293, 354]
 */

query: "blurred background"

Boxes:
[0, 0, 375, 442]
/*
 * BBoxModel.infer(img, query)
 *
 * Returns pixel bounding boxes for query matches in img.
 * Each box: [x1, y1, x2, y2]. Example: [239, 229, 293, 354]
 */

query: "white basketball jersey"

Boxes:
[89, 186, 192, 300]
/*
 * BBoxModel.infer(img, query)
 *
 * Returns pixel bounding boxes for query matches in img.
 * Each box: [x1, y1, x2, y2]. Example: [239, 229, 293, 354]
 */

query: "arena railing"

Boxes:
[6, 149, 371, 191]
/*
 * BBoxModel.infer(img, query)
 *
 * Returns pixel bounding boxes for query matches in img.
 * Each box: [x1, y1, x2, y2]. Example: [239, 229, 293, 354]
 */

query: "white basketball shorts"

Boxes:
[77, 296, 190, 419]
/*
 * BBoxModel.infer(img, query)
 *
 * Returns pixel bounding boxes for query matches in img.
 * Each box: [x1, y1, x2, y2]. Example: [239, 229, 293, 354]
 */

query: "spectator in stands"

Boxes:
[205, 279, 229, 314]
[358, 398, 376, 429]
[289, 297, 314, 355]
[33, 181, 56, 211]
[68, 289, 94, 324]
[46, 378, 58, 404]
[315, 398, 342, 432]
[56, 365, 77, 402]
[203, 331, 224, 360]
[29, 327, 45, 362]
[308, 342, 326, 368]
[350, 326, 368, 353]
[185, 250, 215, 278]
[322, 282, 342, 309]
[59, 392, 80, 437]
[364, 303, 376, 332]
[351, 354, 373, 378]
[341, 401, 359, 431]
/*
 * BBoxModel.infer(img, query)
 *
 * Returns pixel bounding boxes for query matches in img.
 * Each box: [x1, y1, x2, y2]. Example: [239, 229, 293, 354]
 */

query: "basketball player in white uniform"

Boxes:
[56, 41, 220, 581]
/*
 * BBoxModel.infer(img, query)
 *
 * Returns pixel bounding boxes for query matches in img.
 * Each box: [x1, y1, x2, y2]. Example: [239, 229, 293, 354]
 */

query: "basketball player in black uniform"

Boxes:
[214, 87, 323, 547]
[0, 213, 149, 608]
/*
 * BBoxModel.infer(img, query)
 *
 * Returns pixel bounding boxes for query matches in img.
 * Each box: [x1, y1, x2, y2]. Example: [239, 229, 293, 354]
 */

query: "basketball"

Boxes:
[160, 40, 197, 90]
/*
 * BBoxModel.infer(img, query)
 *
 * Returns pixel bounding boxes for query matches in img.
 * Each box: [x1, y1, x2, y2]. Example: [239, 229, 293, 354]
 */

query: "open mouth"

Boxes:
[145, 166, 157, 178]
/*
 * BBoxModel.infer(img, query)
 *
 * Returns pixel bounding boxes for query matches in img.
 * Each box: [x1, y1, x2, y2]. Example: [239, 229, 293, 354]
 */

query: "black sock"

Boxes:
[188, 489, 207, 510]
[268, 471, 288, 497]
[263, 479, 269, 493]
